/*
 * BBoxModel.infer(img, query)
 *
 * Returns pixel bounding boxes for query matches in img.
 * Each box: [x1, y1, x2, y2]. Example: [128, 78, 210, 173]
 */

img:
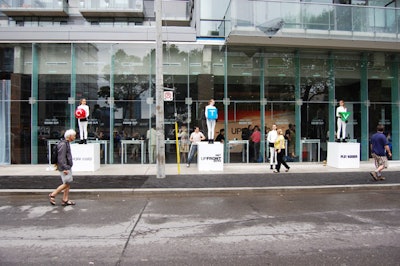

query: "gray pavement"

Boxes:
[1, 160, 400, 193]
[0, 190, 399, 265]
[1, 162, 400, 265]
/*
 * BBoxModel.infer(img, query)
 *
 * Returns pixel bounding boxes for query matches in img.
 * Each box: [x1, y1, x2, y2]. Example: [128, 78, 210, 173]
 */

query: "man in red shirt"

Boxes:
[250, 126, 261, 162]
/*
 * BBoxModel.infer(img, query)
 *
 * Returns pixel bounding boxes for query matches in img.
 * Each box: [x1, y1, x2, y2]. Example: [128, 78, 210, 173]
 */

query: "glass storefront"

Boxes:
[0, 43, 399, 165]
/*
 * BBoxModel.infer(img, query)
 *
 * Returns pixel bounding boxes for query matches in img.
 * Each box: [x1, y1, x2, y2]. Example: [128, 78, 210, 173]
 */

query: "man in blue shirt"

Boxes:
[370, 124, 392, 181]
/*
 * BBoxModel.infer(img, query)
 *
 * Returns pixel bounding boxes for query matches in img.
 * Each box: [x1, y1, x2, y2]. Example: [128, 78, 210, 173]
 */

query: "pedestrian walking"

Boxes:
[273, 128, 290, 173]
[48, 129, 77, 206]
[370, 124, 392, 181]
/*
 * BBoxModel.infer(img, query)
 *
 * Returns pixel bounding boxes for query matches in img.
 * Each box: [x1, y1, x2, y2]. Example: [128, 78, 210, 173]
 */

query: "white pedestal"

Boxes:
[71, 143, 100, 171]
[197, 142, 224, 171]
[327, 142, 360, 168]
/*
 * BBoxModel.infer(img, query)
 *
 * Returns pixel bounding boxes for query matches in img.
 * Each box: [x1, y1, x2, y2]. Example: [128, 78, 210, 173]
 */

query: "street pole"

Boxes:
[155, 0, 166, 178]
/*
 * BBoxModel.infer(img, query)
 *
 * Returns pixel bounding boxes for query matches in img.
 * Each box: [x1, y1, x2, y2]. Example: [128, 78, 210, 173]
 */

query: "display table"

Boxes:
[197, 142, 224, 171]
[327, 142, 360, 168]
[88, 139, 109, 164]
[301, 139, 320, 162]
[227, 140, 249, 163]
[121, 140, 146, 164]
[70, 143, 100, 171]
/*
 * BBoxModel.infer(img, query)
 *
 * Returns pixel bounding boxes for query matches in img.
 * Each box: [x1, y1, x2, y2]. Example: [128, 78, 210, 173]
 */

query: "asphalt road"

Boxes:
[1, 189, 400, 265]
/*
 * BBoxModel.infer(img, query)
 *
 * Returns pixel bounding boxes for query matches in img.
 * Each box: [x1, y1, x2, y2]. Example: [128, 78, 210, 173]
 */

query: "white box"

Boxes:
[327, 142, 360, 168]
[70, 143, 100, 171]
[197, 142, 224, 171]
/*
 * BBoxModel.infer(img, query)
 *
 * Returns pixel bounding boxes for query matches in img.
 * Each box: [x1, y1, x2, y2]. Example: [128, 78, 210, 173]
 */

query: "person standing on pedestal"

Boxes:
[77, 98, 90, 144]
[205, 99, 218, 144]
[336, 99, 347, 142]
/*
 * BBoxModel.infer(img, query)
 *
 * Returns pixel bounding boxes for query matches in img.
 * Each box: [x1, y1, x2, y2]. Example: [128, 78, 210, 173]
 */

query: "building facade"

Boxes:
[0, 0, 399, 165]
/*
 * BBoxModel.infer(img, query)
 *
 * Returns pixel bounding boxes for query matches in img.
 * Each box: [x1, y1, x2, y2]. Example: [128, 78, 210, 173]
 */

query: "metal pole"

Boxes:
[155, 0, 166, 178]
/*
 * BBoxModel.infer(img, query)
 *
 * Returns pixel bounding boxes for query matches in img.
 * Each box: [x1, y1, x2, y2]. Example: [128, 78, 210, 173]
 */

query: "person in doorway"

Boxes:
[274, 128, 290, 173]
[205, 99, 218, 143]
[186, 126, 206, 167]
[77, 98, 90, 144]
[130, 131, 141, 161]
[370, 124, 392, 181]
[336, 99, 347, 142]
[267, 124, 278, 170]
[250, 125, 261, 162]
[285, 123, 296, 158]
[48, 129, 77, 206]
[95, 130, 105, 159]
[147, 127, 157, 164]
[215, 128, 225, 143]
[178, 126, 190, 163]
[92, 103, 103, 131]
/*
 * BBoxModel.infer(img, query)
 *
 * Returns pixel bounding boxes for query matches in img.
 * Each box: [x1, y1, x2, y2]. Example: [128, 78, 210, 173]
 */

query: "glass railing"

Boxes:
[0, 0, 67, 9]
[200, 0, 400, 41]
[79, 0, 143, 11]
[162, 0, 192, 21]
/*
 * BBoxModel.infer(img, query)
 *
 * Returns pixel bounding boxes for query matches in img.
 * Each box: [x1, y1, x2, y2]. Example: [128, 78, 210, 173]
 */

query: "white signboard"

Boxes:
[327, 142, 360, 168]
[197, 142, 224, 171]
[71, 143, 100, 171]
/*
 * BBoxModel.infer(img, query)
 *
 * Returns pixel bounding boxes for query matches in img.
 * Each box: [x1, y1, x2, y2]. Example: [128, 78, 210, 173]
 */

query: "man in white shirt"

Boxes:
[186, 126, 206, 167]
[267, 124, 278, 170]
[147, 128, 157, 163]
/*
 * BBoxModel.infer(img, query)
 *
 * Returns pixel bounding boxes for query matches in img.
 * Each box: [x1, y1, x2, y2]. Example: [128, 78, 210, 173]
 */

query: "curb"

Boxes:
[1, 184, 399, 196]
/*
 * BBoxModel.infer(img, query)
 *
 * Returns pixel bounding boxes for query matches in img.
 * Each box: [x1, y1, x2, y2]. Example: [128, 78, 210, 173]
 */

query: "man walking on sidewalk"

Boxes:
[370, 124, 392, 181]
[48, 129, 77, 206]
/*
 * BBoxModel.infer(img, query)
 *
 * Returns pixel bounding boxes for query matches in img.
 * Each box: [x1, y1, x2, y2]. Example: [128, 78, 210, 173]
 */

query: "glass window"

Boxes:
[36, 43, 71, 163]
[334, 53, 362, 143]
[368, 53, 392, 139]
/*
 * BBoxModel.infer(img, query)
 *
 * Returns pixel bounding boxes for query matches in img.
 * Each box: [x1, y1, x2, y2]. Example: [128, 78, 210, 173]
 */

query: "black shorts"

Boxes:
[269, 143, 274, 148]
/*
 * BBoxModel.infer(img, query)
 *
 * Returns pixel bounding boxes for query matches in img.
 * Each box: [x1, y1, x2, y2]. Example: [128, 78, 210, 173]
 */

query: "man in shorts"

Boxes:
[49, 129, 77, 206]
[370, 124, 392, 181]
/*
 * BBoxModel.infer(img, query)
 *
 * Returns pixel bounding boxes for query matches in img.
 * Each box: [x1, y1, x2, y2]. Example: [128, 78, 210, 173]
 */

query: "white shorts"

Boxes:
[59, 170, 73, 184]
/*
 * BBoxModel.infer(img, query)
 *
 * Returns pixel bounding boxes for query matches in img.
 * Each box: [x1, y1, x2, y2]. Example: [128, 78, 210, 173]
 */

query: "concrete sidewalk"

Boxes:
[2, 160, 400, 176]
[1, 161, 400, 193]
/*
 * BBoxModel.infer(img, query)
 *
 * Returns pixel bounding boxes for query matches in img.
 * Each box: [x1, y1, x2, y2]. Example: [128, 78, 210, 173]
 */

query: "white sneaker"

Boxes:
[186, 163, 190, 167]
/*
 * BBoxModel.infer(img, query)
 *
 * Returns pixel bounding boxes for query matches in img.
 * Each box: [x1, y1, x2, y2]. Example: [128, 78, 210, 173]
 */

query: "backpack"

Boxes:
[50, 140, 65, 164]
